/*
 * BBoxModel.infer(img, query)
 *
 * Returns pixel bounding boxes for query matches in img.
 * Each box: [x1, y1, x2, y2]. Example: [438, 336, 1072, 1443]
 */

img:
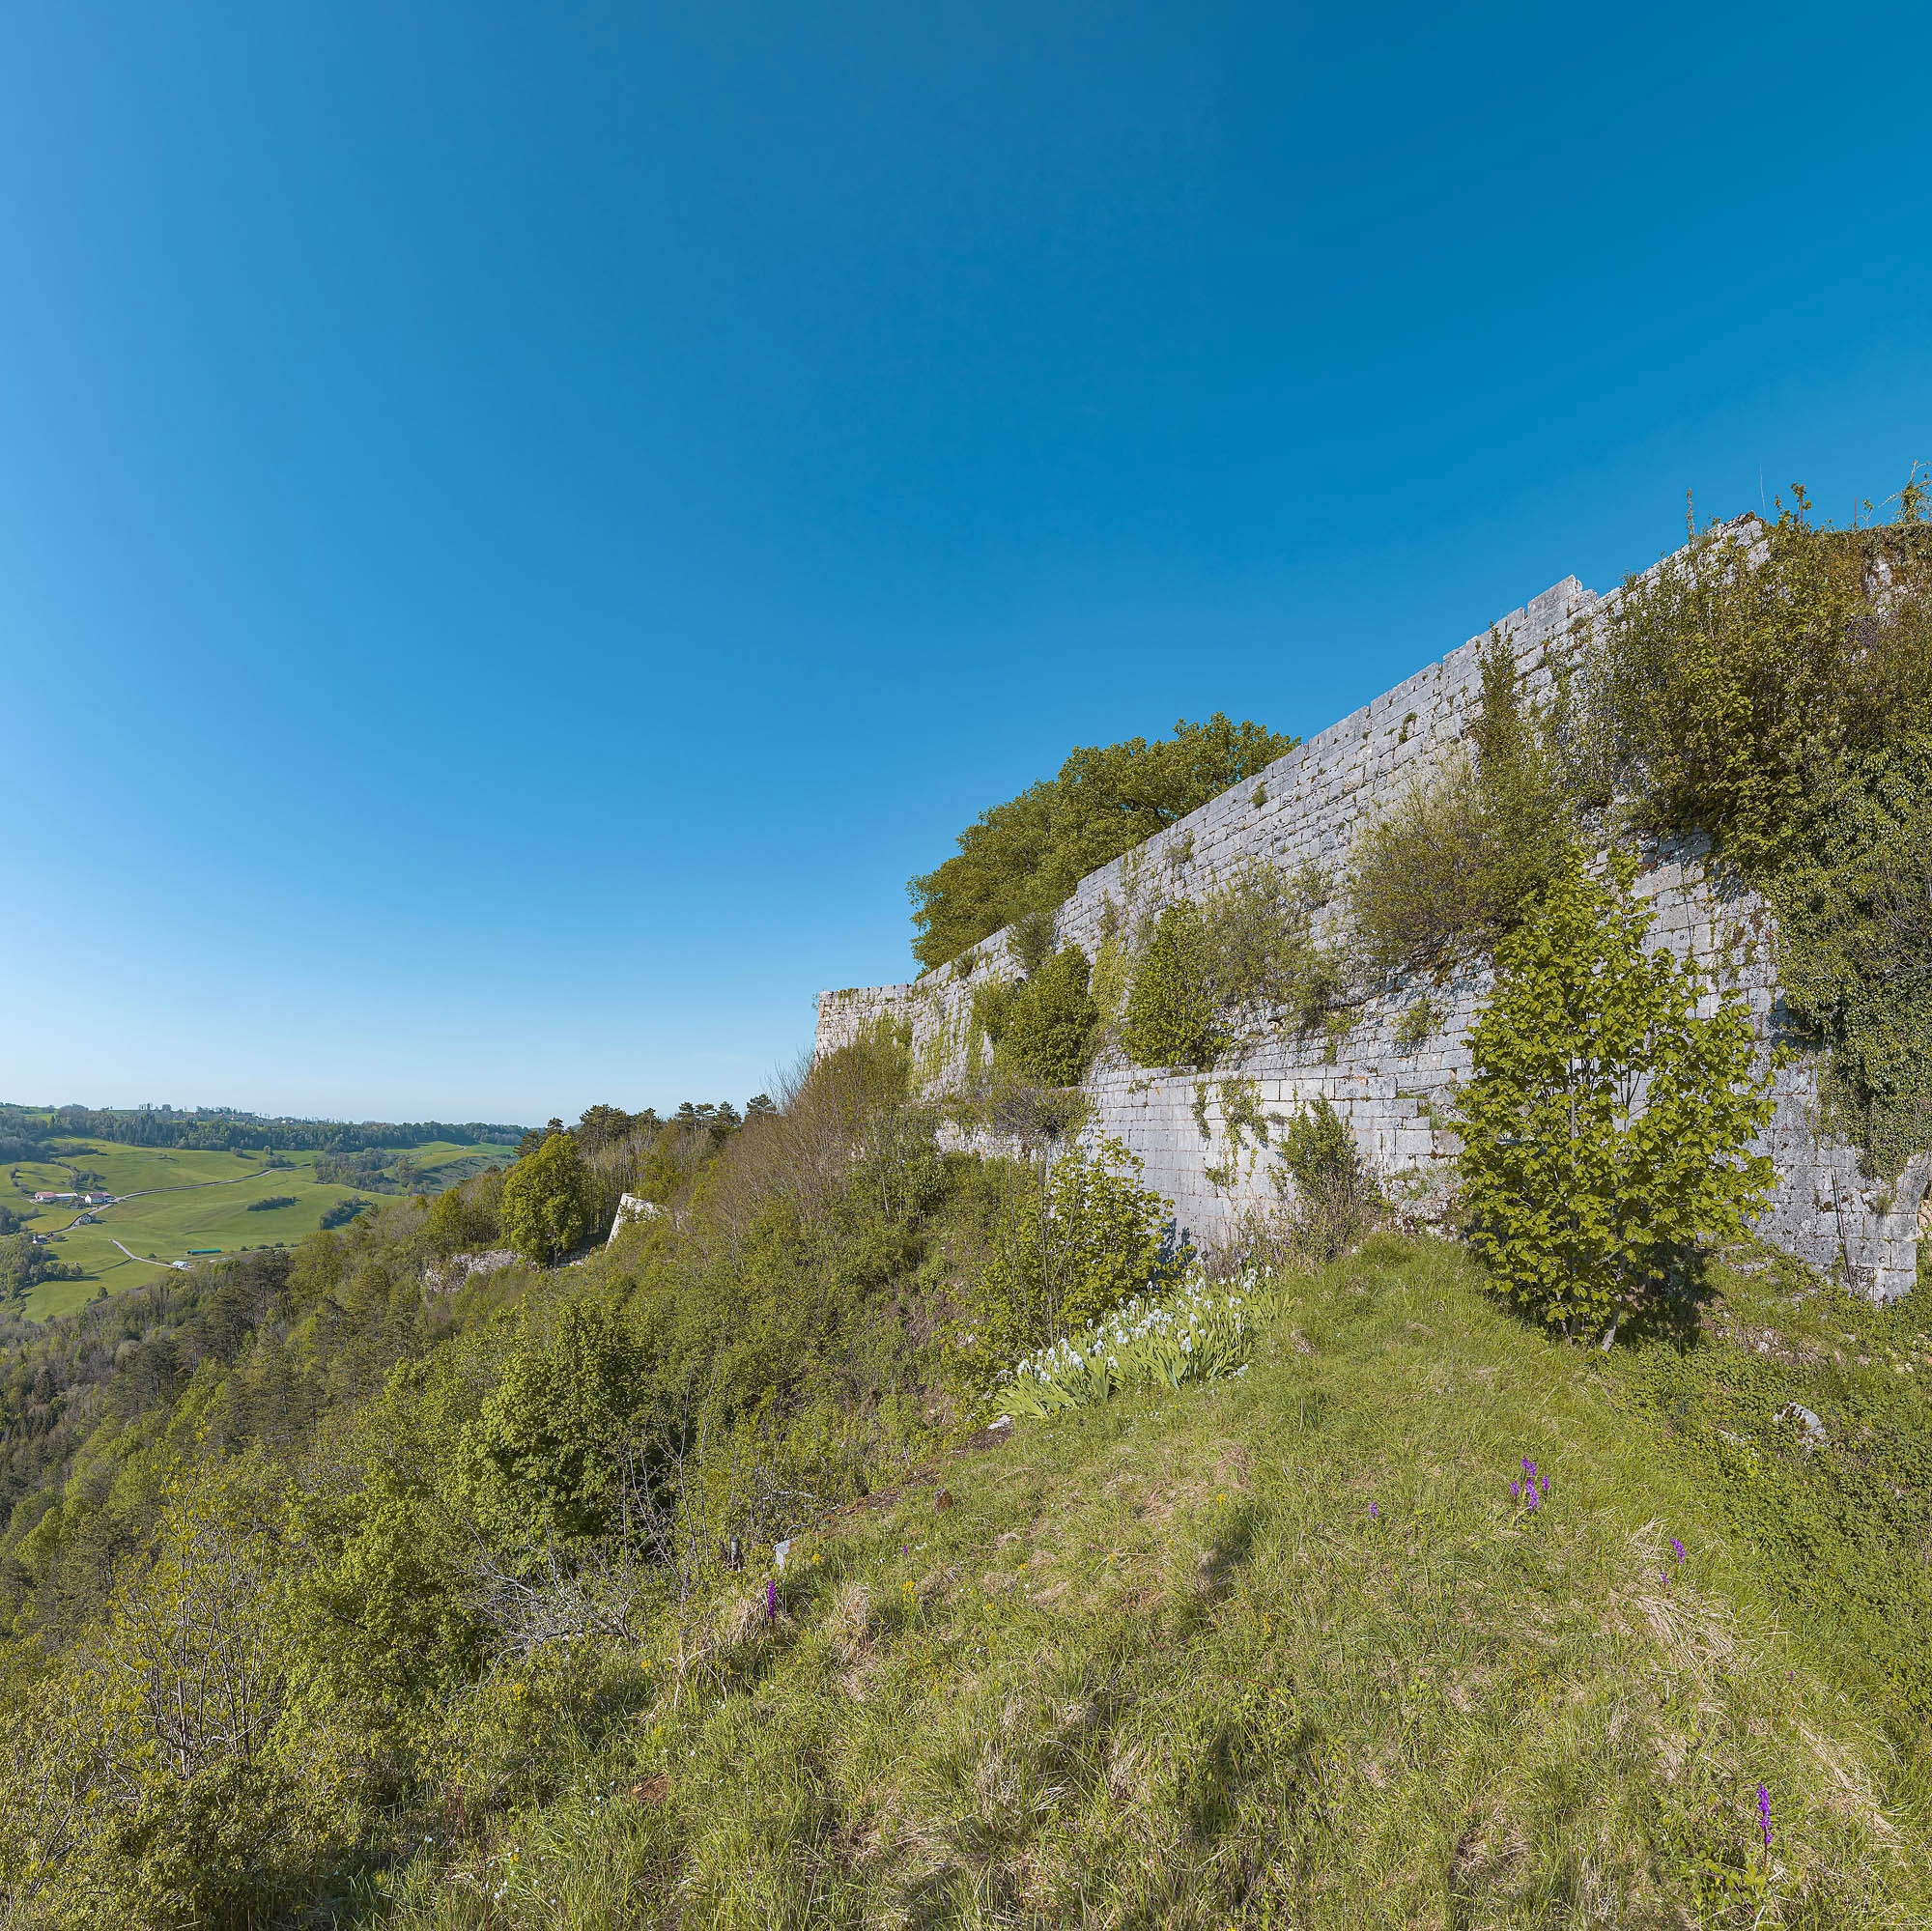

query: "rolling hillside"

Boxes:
[7, 1137, 516, 1318]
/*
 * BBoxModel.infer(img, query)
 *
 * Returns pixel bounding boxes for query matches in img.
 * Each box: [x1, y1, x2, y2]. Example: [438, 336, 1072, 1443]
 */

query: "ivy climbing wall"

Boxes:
[817, 529, 1930, 1299]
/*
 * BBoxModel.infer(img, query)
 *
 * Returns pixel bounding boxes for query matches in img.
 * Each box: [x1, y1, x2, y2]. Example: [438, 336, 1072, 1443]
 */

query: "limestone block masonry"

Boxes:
[817, 524, 1930, 1300]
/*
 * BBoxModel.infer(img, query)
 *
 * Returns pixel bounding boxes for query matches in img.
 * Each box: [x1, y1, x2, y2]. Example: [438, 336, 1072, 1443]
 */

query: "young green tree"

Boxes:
[972, 1137, 1182, 1367]
[498, 1131, 598, 1264]
[1455, 858, 1776, 1347]
[1121, 901, 1221, 1069]
[998, 946, 1100, 1088]
[464, 1298, 651, 1545]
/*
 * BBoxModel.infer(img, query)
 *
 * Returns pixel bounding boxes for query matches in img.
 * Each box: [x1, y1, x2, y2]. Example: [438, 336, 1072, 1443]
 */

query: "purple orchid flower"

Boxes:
[766, 1578, 777, 1621]
[1367, 1500, 1378, 1519]
[1671, 1538, 1686, 1563]
[1510, 1481, 1520, 1499]
[1758, 1783, 1772, 1853]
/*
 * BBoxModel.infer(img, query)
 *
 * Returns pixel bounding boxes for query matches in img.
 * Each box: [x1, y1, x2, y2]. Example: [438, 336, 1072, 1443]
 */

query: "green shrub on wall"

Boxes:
[1769, 743, 1932, 1177]
[997, 945, 1099, 1088]
[1196, 858, 1339, 1033]
[1456, 858, 1776, 1347]
[1121, 901, 1222, 1069]
[1584, 487, 1932, 1178]
[1349, 634, 1580, 978]
[1585, 490, 1932, 873]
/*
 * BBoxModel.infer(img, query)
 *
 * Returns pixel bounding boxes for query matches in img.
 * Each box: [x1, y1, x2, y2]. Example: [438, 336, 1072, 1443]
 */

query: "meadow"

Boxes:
[7, 1137, 515, 1318]
[359, 1235, 1932, 1925]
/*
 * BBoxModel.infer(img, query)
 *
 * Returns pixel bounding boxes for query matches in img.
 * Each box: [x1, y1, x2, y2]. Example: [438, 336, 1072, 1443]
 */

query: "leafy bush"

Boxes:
[1195, 857, 1339, 1034]
[1008, 906, 1058, 976]
[997, 1264, 1285, 1417]
[499, 1132, 599, 1264]
[996, 945, 1099, 1088]
[464, 1299, 652, 1546]
[1584, 490, 1932, 1178]
[1585, 493, 1932, 871]
[318, 1197, 372, 1230]
[1393, 994, 1442, 1051]
[909, 714, 1297, 971]
[969, 1136, 1185, 1371]
[1349, 635, 1579, 977]
[1456, 859, 1776, 1346]
[1271, 1096, 1383, 1264]
[245, 1195, 297, 1212]
[1121, 901, 1221, 1069]
[1770, 743, 1932, 1176]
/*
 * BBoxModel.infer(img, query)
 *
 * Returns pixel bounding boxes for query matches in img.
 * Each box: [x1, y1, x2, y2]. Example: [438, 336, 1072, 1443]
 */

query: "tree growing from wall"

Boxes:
[1121, 901, 1221, 1070]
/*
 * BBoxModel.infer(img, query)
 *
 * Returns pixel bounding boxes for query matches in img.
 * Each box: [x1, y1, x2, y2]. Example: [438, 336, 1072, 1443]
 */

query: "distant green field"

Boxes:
[10, 1138, 515, 1320]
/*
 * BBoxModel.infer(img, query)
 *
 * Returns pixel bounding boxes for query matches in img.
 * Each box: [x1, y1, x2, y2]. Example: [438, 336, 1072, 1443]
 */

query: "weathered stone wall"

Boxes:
[817, 527, 1929, 1299]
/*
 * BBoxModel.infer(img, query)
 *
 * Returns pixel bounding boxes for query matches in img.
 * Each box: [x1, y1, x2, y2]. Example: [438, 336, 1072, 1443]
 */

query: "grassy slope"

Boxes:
[9, 1140, 513, 1317]
[364, 1238, 1932, 1928]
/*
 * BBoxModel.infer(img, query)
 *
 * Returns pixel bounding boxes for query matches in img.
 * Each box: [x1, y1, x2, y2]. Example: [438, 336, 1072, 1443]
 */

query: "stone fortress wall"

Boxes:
[818, 524, 1930, 1300]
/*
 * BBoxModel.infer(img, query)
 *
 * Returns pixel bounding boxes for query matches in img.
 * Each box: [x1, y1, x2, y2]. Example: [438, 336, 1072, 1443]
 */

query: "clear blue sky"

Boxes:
[4, 1, 1927, 1126]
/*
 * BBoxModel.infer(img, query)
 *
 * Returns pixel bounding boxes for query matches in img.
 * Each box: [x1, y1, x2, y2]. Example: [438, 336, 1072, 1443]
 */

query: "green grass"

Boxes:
[354, 1237, 1932, 1927]
[7, 1138, 514, 1318]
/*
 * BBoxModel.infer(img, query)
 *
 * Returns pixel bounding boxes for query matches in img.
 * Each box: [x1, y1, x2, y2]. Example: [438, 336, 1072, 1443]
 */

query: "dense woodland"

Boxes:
[0, 1107, 526, 1165]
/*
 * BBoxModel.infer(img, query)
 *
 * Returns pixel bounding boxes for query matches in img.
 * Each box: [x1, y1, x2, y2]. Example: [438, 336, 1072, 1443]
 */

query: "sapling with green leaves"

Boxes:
[997, 945, 1099, 1088]
[498, 1128, 599, 1264]
[969, 1135, 1183, 1370]
[1455, 855, 1776, 1347]
[1121, 900, 1222, 1069]
[1273, 1094, 1383, 1263]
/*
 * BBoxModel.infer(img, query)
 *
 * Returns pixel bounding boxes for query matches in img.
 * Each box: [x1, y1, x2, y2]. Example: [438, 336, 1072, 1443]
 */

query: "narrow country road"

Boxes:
[109, 1240, 187, 1271]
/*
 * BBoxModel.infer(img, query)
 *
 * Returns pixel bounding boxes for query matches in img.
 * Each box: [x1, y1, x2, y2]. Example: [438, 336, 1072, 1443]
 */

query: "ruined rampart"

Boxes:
[818, 530, 1930, 1299]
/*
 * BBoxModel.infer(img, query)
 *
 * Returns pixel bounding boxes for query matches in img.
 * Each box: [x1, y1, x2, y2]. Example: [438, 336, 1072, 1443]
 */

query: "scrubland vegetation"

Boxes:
[3, 483, 1929, 1923]
[4, 1037, 1932, 1923]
